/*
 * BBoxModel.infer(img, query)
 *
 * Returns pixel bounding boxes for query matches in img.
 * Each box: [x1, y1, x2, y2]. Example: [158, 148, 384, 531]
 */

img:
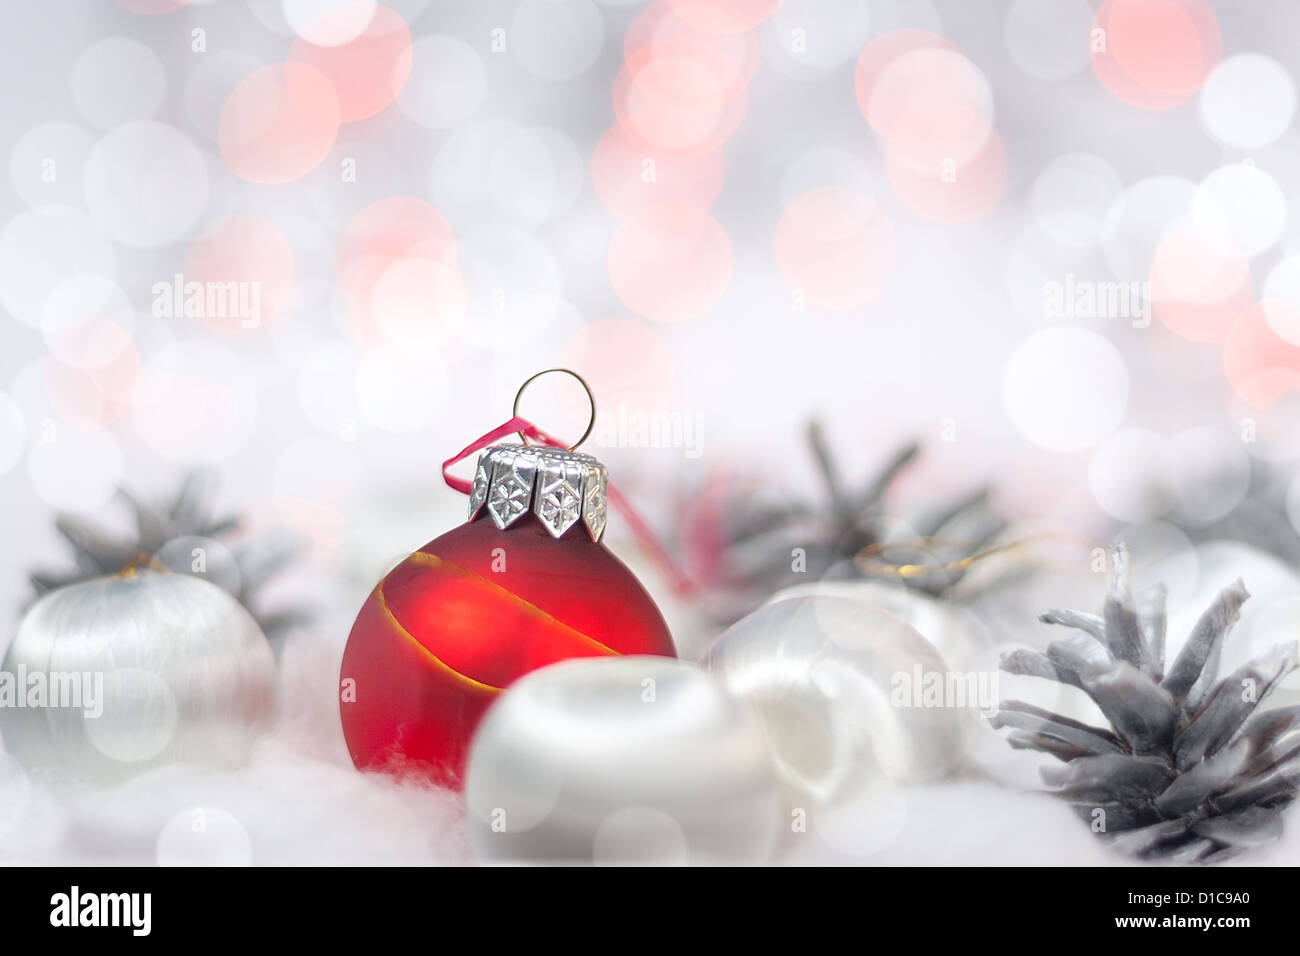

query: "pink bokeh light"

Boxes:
[855, 30, 958, 129]
[1150, 224, 1252, 343]
[664, 0, 782, 33]
[113, 0, 188, 13]
[591, 125, 724, 219]
[335, 196, 460, 345]
[607, 202, 733, 323]
[289, 4, 412, 123]
[612, 52, 746, 153]
[184, 214, 298, 335]
[1224, 300, 1300, 408]
[1091, 0, 1222, 110]
[50, 347, 141, 426]
[864, 46, 991, 152]
[627, 1, 759, 94]
[773, 187, 897, 309]
[613, 0, 755, 153]
[219, 63, 341, 184]
[561, 317, 680, 418]
[885, 131, 1008, 224]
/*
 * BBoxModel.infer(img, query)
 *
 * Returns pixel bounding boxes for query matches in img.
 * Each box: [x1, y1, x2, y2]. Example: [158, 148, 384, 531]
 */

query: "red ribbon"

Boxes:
[442, 417, 696, 596]
[441, 416, 552, 493]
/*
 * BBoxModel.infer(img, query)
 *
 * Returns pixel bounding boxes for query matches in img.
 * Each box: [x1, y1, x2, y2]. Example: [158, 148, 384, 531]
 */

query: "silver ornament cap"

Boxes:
[468, 444, 609, 542]
[466, 368, 609, 542]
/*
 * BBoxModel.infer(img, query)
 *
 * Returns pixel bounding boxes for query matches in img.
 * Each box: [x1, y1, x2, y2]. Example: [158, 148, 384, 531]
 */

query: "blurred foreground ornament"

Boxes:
[990, 545, 1300, 862]
[29, 470, 306, 644]
[702, 596, 967, 821]
[339, 370, 676, 786]
[773, 577, 992, 672]
[465, 656, 780, 864]
[771, 577, 1003, 773]
[681, 422, 1007, 623]
[0, 567, 275, 785]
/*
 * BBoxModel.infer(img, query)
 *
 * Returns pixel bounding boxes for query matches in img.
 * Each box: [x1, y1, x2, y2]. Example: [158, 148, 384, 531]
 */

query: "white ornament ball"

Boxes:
[769, 580, 999, 778]
[465, 655, 781, 864]
[701, 596, 966, 810]
[771, 579, 991, 671]
[0, 570, 275, 785]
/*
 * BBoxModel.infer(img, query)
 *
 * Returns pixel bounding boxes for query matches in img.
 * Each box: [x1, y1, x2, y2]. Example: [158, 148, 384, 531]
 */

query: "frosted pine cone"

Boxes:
[990, 545, 1300, 862]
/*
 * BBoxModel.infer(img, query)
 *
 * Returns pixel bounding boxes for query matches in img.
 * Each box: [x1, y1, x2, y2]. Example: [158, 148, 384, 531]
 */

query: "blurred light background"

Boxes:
[2, 0, 1300, 631]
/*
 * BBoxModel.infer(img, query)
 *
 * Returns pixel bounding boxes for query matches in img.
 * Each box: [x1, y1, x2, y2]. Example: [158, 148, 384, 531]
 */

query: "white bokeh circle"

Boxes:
[455, 223, 563, 343]
[1088, 428, 1170, 523]
[510, 0, 604, 82]
[282, 0, 377, 46]
[1200, 54, 1297, 150]
[354, 344, 449, 433]
[429, 120, 583, 227]
[84, 122, 210, 248]
[1102, 176, 1196, 282]
[271, 280, 350, 366]
[309, 140, 407, 229]
[1192, 163, 1287, 259]
[0, 393, 26, 477]
[1004, 0, 1094, 81]
[1166, 426, 1251, 526]
[9, 122, 95, 209]
[185, 50, 263, 144]
[1002, 326, 1130, 452]
[72, 38, 166, 129]
[1261, 254, 1300, 345]
[761, 0, 872, 80]
[41, 275, 136, 370]
[1230, 390, 1300, 465]
[534, 128, 586, 221]
[0, 206, 116, 328]
[27, 421, 123, 512]
[299, 341, 369, 438]
[247, 0, 295, 35]
[1030, 153, 1124, 249]
[396, 35, 487, 130]
[780, 146, 874, 207]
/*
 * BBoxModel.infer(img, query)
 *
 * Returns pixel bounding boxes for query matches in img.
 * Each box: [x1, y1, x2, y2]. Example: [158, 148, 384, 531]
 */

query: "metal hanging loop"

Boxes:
[513, 368, 597, 451]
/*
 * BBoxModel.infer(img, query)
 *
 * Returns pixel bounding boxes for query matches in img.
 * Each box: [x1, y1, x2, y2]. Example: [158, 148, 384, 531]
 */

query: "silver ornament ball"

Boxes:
[702, 595, 967, 807]
[0, 570, 276, 785]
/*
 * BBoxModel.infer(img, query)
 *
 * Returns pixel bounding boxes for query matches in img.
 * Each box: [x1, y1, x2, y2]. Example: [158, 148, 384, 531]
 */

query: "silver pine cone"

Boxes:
[28, 470, 306, 643]
[990, 544, 1300, 862]
[704, 422, 1006, 623]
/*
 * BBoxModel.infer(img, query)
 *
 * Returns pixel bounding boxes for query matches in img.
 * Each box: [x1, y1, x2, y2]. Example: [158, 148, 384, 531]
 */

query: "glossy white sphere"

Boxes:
[465, 656, 781, 864]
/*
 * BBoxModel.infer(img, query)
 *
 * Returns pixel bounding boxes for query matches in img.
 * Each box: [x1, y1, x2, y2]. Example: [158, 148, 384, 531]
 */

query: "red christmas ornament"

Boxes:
[340, 372, 677, 785]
